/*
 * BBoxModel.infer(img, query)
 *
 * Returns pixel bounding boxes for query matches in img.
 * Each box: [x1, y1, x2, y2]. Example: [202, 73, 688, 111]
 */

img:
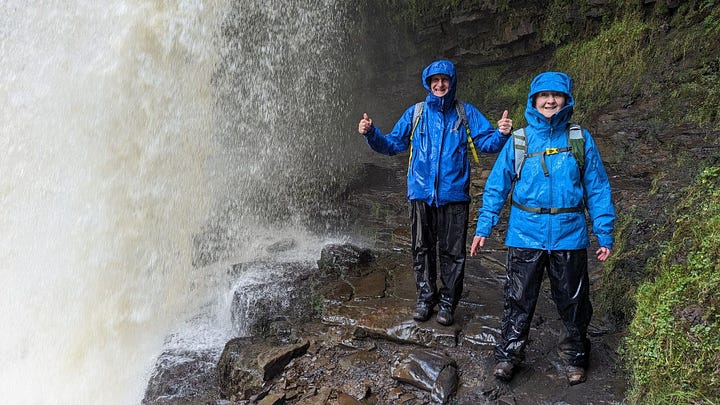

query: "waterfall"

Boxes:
[0, 1, 355, 404]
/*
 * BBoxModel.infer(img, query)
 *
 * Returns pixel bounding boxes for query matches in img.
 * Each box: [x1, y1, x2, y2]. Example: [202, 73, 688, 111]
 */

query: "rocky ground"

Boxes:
[292, 156, 628, 405]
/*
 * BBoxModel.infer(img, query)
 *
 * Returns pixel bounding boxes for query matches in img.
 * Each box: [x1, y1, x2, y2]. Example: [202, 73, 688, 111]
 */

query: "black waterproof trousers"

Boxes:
[495, 248, 592, 367]
[410, 200, 469, 311]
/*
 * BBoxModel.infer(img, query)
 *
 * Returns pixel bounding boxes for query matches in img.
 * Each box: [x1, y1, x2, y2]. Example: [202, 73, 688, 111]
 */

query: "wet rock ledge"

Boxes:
[143, 241, 627, 405]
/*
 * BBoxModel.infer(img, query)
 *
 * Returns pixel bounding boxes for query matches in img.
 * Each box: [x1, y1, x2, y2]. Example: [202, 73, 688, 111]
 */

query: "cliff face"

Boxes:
[354, 0, 706, 119]
[355, 0, 608, 110]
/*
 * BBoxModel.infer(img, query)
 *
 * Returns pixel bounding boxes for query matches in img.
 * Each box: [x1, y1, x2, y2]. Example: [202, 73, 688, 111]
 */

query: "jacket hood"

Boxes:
[525, 71, 574, 128]
[422, 59, 457, 108]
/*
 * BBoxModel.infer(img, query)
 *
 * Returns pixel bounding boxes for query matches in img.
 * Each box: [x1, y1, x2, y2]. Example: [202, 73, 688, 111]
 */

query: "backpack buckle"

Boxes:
[545, 147, 559, 155]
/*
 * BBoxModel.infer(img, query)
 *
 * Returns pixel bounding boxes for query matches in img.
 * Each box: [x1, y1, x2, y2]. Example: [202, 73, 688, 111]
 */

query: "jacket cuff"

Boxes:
[474, 220, 492, 237]
[597, 234, 614, 250]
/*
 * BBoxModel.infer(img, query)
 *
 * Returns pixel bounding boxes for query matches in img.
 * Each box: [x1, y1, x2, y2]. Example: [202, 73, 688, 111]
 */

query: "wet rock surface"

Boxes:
[228, 261, 318, 336]
[391, 349, 458, 404]
[143, 349, 221, 404]
[216, 337, 310, 400]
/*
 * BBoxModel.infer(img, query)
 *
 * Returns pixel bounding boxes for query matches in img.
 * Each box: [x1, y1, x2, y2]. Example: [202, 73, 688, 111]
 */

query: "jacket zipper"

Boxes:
[547, 126, 554, 251]
[433, 106, 446, 206]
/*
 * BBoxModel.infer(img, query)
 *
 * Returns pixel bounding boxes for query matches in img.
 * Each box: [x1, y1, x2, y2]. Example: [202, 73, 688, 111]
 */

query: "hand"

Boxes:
[497, 109, 512, 135]
[470, 236, 486, 256]
[358, 113, 373, 135]
[596, 247, 611, 261]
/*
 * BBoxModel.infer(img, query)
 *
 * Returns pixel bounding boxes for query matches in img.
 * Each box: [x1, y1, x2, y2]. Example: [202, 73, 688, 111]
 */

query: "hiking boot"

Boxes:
[566, 366, 586, 385]
[493, 362, 514, 381]
[436, 307, 454, 326]
[412, 303, 432, 322]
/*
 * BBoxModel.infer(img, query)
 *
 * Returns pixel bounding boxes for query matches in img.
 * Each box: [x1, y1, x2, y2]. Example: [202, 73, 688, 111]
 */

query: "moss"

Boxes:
[459, 66, 529, 125]
[645, 1, 720, 129]
[373, 0, 463, 28]
[666, 54, 720, 129]
[540, 0, 578, 46]
[624, 166, 720, 404]
[593, 212, 640, 322]
[554, 12, 653, 121]
[703, 0, 720, 34]
[546, 0, 720, 128]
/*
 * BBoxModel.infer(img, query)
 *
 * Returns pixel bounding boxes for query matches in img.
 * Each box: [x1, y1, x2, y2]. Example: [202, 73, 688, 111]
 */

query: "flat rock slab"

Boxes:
[321, 296, 460, 347]
[318, 247, 507, 350]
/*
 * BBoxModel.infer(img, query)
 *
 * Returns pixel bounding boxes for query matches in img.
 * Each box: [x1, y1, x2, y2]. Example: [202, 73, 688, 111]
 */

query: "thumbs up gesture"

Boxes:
[358, 113, 373, 135]
[497, 110, 512, 135]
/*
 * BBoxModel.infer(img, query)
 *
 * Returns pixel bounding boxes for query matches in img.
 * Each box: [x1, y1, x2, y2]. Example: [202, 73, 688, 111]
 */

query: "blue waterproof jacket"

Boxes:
[475, 72, 615, 250]
[364, 60, 509, 206]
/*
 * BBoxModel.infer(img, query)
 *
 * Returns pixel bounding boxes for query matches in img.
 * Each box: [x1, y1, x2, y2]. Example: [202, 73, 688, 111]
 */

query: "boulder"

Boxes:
[216, 337, 310, 400]
[317, 243, 374, 277]
[228, 260, 317, 338]
[142, 349, 220, 404]
[391, 348, 458, 404]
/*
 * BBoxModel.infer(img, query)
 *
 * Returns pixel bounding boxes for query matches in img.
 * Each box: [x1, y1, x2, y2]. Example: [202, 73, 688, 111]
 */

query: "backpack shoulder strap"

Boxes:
[512, 127, 527, 180]
[410, 102, 424, 140]
[454, 100, 480, 164]
[567, 123, 585, 173]
[454, 100, 466, 131]
[407, 102, 424, 175]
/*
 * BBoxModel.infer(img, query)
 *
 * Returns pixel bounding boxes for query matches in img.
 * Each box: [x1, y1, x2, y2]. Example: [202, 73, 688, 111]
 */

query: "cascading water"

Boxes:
[1, 1, 356, 404]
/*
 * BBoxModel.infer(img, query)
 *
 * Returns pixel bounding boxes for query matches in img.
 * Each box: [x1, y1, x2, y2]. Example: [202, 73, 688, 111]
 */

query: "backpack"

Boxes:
[512, 124, 585, 181]
[410, 101, 480, 164]
[510, 124, 587, 215]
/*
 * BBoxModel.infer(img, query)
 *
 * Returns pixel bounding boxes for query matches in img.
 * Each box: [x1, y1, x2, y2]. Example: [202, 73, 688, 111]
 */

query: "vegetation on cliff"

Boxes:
[625, 166, 720, 403]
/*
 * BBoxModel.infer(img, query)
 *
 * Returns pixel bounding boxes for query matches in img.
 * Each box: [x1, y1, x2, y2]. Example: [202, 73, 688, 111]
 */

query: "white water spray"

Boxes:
[1, 1, 230, 403]
[0, 0, 352, 404]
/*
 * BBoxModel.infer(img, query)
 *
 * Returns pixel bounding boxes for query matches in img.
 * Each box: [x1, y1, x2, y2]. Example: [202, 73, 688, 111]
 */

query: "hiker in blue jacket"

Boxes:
[358, 59, 512, 326]
[469, 71, 615, 385]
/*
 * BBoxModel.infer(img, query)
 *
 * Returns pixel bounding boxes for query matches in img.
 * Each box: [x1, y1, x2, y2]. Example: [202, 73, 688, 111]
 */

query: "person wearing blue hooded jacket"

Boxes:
[469, 71, 615, 385]
[358, 59, 512, 326]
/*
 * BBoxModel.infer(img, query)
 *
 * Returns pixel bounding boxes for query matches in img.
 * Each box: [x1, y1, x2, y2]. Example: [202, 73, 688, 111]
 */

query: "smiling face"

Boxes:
[429, 74, 451, 97]
[534, 91, 566, 118]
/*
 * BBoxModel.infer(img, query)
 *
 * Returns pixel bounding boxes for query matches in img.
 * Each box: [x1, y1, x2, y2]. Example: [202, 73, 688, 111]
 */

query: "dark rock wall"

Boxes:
[354, 1, 560, 104]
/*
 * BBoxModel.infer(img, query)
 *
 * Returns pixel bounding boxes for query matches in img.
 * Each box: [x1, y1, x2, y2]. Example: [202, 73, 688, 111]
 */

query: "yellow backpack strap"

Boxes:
[454, 101, 480, 164]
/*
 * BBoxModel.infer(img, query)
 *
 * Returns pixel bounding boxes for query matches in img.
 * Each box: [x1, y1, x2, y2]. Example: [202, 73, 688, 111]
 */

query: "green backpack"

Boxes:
[510, 124, 586, 214]
[512, 124, 585, 180]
